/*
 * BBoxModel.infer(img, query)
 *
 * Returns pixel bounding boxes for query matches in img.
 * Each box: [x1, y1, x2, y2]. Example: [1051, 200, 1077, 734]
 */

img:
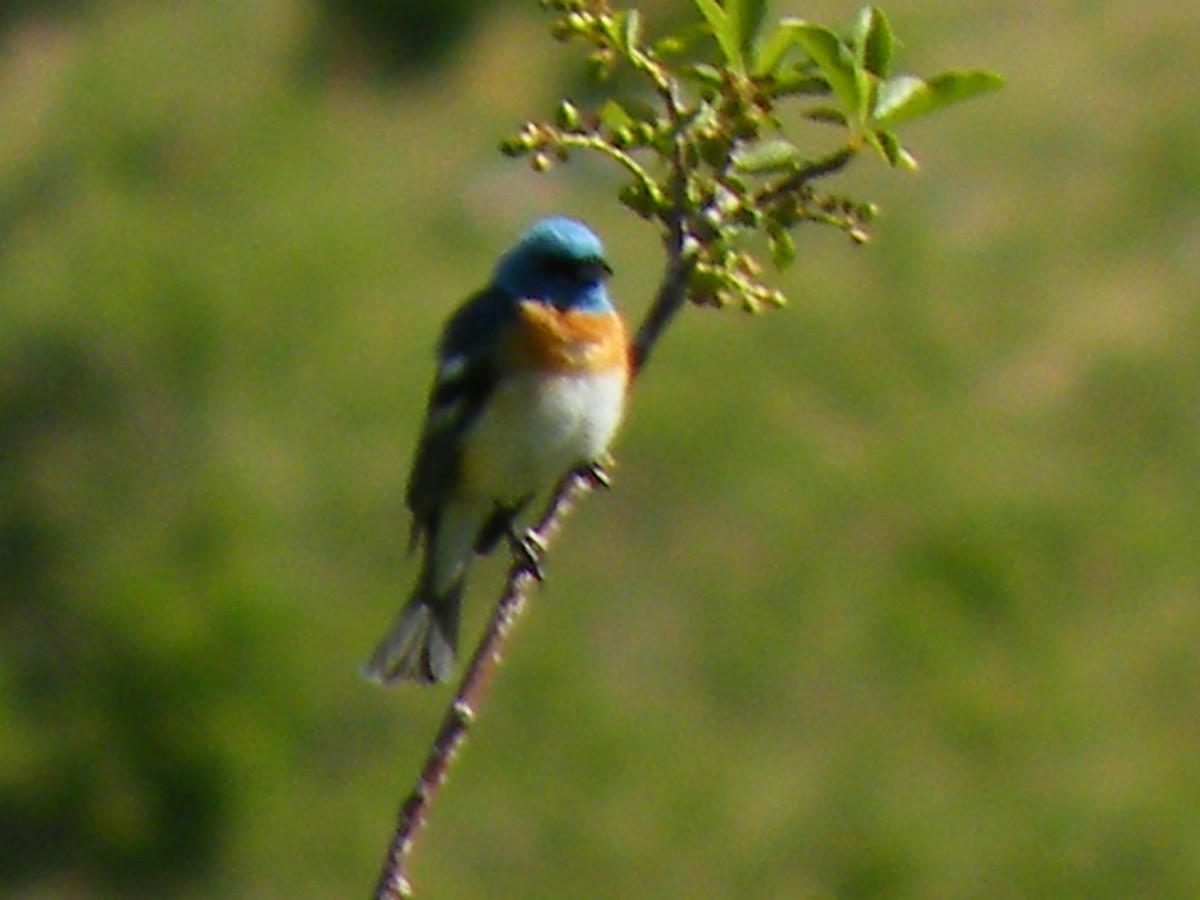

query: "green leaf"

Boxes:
[753, 21, 797, 75]
[804, 106, 848, 127]
[608, 9, 642, 55]
[766, 69, 831, 98]
[767, 223, 796, 269]
[866, 128, 918, 169]
[599, 99, 635, 132]
[780, 20, 869, 121]
[851, 6, 893, 78]
[731, 138, 802, 173]
[618, 96, 661, 124]
[872, 74, 927, 123]
[683, 62, 725, 87]
[927, 69, 1005, 106]
[693, 0, 743, 69]
[728, 0, 769, 66]
[872, 69, 1004, 126]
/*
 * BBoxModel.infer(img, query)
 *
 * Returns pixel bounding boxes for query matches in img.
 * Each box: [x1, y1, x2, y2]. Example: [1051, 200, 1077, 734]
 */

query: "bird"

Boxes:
[363, 216, 630, 685]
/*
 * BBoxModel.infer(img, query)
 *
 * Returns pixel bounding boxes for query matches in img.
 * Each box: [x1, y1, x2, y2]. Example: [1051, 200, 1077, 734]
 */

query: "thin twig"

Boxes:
[374, 71, 696, 898]
[634, 81, 696, 375]
[372, 470, 599, 900]
[754, 145, 858, 208]
[372, 228, 694, 899]
[373, 237, 688, 893]
[558, 133, 663, 206]
[632, 253, 695, 373]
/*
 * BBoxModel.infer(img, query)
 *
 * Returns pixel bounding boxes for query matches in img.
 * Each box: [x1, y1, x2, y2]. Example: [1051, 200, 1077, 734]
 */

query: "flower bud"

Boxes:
[555, 100, 582, 132]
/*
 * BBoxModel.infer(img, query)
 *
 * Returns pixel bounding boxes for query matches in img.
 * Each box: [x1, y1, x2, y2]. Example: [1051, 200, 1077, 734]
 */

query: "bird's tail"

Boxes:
[362, 566, 464, 686]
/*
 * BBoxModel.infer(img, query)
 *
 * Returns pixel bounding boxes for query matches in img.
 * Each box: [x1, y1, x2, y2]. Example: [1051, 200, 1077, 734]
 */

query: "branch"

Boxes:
[558, 133, 662, 205]
[371, 241, 693, 900]
[633, 251, 695, 373]
[633, 81, 696, 375]
[754, 145, 858, 207]
[370, 3, 1002, 894]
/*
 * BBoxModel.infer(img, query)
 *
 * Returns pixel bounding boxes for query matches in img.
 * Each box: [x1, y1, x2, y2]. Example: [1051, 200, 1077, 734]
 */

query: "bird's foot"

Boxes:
[581, 457, 613, 490]
[508, 526, 548, 581]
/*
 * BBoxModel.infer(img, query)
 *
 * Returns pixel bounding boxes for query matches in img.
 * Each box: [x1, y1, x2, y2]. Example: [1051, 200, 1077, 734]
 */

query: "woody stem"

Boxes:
[371, 470, 598, 900]
[374, 114, 696, 898]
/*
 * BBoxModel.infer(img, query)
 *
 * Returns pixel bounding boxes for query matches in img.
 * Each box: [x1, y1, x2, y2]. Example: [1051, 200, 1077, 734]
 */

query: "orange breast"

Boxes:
[509, 300, 630, 374]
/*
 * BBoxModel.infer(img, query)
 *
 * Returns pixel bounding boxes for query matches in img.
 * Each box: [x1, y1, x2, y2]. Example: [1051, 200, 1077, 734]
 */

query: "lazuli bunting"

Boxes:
[363, 216, 630, 685]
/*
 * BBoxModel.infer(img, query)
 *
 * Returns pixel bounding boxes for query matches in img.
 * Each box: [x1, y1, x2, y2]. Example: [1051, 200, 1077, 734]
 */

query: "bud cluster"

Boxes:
[541, 0, 620, 80]
[502, 2, 899, 314]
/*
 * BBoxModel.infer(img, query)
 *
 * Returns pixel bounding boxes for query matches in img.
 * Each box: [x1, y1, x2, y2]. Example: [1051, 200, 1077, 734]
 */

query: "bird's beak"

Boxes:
[591, 258, 614, 281]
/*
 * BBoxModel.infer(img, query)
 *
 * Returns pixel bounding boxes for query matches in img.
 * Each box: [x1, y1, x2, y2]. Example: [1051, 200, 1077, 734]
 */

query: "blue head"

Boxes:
[493, 217, 613, 313]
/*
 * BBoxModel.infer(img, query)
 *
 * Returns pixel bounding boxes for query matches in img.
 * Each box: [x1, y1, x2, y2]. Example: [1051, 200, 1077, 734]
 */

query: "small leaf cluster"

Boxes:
[502, 0, 1002, 311]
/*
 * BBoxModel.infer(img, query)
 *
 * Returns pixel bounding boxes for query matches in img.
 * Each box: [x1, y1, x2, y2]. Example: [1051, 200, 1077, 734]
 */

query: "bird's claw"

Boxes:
[509, 527, 547, 580]
[582, 459, 612, 489]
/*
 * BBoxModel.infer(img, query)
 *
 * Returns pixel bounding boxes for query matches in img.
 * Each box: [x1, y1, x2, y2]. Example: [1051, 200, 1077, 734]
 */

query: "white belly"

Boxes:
[462, 369, 626, 502]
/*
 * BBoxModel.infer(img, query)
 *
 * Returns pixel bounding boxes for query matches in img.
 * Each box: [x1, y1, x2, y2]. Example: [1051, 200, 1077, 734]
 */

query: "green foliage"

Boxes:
[691, 0, 767, 71]
[503, 0, 1000, 311]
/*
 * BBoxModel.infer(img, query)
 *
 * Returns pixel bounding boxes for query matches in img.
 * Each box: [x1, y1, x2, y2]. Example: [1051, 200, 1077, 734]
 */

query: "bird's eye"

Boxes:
[540, 254, 579, 279]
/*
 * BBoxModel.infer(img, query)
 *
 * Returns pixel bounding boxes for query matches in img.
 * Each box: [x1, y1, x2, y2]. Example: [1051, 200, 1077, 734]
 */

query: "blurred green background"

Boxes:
[2, 0, 1198, 897]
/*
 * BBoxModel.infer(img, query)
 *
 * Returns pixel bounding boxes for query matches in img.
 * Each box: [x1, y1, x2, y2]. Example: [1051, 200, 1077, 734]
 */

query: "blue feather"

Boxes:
[493, 217, 613, 313]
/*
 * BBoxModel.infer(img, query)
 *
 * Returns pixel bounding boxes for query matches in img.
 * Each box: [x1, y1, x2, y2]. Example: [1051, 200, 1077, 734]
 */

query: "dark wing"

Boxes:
[404, 285, 516, 534]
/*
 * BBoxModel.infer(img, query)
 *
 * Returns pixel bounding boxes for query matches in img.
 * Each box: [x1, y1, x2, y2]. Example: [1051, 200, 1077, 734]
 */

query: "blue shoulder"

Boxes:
[439, 285, 517, 360]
